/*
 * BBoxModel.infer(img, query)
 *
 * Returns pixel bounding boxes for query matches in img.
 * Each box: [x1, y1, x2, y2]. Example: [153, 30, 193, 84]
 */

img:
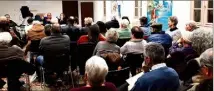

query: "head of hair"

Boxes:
[96, 21, 107, 34]
[51, 24, 61, 34]
[139, 16, 148, 25]
[88, 24, 100, 43]
[20, 6, 32, 18]
[27, 17, 33, 25]
[84, 17, 93, 26]
[186, 20, 198, 31]
[74, 17, 79, 24]
[85, 56, 108, 87]
[199, 48, 213, 69]
[0, 32, 12, 45]
[121, 19, 129, 28]
[189, 28, 213, 55]
[150, 23, 162, 32]
[105, 28, 119, 43]
[169, 16, 178, 26]
[144, 42, 165, 64]
[44, 24, 52, 36]
[122, 16, 130, 24]
[67, 17, 75, 26]
[131, 26, 144, 39]
[0, 16, 9, 32]
[34, 15, 42, 22]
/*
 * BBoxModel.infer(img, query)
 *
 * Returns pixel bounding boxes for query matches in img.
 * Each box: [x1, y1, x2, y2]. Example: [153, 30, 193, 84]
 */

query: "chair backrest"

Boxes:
[29, 39, 41, 52]
[106, 67, 130, 87]
[116, 38, 130, 47]
[124, 53, 144, 68]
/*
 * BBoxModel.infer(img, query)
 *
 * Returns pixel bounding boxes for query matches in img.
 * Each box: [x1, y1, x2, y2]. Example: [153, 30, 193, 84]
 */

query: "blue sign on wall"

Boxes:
[147, 0, 172, 31]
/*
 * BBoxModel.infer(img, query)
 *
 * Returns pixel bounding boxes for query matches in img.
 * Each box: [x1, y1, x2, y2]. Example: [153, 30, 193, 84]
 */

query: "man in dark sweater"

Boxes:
[131, 42, 180, 91]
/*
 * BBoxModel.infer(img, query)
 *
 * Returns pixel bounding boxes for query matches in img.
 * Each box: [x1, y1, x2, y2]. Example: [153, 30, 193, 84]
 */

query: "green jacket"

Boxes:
[117, 28, 131, 39]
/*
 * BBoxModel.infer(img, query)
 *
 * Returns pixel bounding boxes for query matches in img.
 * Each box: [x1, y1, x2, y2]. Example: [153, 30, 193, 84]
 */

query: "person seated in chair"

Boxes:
[117, 19, 131, 39]
[39, 23, 70, 86]
[120, 26, 147, 55]
[78, 24, 106, 45]
[131, 42, 180, 91]
[93, 28, 121, 70]
[147, 23, 172, 57]
[70, 56, 117, 91]
[0, 18, 35, 91]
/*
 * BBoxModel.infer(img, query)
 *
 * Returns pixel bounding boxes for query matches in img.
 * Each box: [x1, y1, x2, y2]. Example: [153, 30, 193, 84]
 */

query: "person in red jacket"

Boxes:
[77, 24, 106, 45]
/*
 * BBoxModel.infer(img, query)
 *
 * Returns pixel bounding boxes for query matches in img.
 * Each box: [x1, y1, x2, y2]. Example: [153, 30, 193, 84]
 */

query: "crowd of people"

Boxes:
[0, 6, 213, 91]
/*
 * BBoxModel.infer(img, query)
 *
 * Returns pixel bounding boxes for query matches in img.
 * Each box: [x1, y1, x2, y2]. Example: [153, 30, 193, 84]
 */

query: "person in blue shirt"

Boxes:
[131, 42, 180, 91]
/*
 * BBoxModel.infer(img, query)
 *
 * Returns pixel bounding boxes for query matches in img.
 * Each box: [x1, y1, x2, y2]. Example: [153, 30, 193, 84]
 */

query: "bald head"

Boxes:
[0, 16, 7, 22]
[51, 24, 61, 34]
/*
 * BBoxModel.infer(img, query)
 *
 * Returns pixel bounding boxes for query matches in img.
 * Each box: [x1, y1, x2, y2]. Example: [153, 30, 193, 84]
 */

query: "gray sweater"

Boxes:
[93, 41, 120, 56]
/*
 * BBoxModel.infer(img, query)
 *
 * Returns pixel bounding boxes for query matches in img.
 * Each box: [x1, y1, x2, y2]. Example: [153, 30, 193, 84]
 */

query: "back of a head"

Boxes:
[105, 28, 119, 43]
[199, 48, 213, 69]
[144, 42, 165, 64]
[84, 17, 93, 26]
[51, 24, 61, 34]
[151, 23, 162, 32]
[85, 56, 108, 87]
[20, 6, 32, 18]
[27, 17, 33, 25]
[96, 21, 107, 34]
[122, 16, 130, 24]
[189, 28, 213, 55]
[44, 24, 52, 36]
[0, 16, 9, 32]
[139, 16, 148, 25]
[121, 19, 129, 28]
[88, 24, 100, 43]
[67, 17, 75, 25]
[131, 26, 144, 39]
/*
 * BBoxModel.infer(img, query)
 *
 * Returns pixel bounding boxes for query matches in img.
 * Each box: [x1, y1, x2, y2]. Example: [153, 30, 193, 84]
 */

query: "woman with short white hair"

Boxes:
[117, 19, 131, 39]
[70, 56, 117, 91]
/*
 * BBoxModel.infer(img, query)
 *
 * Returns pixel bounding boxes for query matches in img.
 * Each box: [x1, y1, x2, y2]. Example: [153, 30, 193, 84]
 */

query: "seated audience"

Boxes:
[120, 26, 147, 55]
[96, 21, 107, 37]
[80, 17, 93, 35]
[0, 17, 35, 91]
[117, 19, 131, 39]
[70, 56, 117, 91]
[39, 24, 70, 85]
[139, 16, 151, 40]
[165, 16, 181, 43]
[93, 28, 120, 70]
[44, 24, 51, 36]
[62, 17, 81, 42]
[147, 23, 172, 57]
[181, 27, 213, 82]
[5, 14, 17, 28]
[181, 48, 213, 91]
[78, 24, 106, 45]
[105, 16, 120, 30]
[131, 42, 180, 91]
[24, 21, 46, 57]
[24, 17, 33, 34]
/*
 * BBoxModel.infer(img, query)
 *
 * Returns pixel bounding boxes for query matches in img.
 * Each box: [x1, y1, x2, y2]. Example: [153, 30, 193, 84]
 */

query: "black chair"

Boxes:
[77, 42, 96, 75]
[124, 53, 144, 76]
[70, 41, 78, 71]
[116, 38, 130, 47]
[106, 67, 130, 87]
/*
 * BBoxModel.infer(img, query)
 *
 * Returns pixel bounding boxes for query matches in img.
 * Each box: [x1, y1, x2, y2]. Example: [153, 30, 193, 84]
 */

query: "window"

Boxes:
[134, 0, 142, 18]
[191, 0, 213, 27]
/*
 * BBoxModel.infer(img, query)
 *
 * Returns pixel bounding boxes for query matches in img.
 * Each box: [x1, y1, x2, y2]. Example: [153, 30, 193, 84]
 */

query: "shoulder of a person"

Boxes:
[104, 82, 117, 90]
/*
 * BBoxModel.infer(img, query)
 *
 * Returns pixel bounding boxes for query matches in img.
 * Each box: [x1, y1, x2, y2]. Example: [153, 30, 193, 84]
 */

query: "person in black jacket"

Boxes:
[105, 16, 120, 30]
[39, 24, 70, 85]
[5, 14, 17, 28]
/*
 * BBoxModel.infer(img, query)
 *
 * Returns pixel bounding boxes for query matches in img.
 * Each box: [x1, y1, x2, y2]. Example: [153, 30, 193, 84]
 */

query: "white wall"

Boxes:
[0, 1, 62, 25]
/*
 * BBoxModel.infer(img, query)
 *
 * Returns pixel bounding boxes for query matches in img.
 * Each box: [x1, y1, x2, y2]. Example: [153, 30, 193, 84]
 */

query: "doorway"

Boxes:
[80, 2, 94, 27]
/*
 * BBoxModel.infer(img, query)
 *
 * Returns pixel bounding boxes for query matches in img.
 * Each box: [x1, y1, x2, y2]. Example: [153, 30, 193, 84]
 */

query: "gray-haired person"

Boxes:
[131, 42, 180, 91]
[70, 56, 117, 91]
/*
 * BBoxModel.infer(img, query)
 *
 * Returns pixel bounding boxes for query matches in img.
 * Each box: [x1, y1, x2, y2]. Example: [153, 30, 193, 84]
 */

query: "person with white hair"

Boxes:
[80, 17, 93, 35]
[0, 19, 35, 90]
[117, 19, 131, 39]
[70, 56, 117, 91]
[84, 17, 93, 27]
[131, 42, 180, 91]
[185, 20, 198, 32]
[93, 28, 121, 70]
